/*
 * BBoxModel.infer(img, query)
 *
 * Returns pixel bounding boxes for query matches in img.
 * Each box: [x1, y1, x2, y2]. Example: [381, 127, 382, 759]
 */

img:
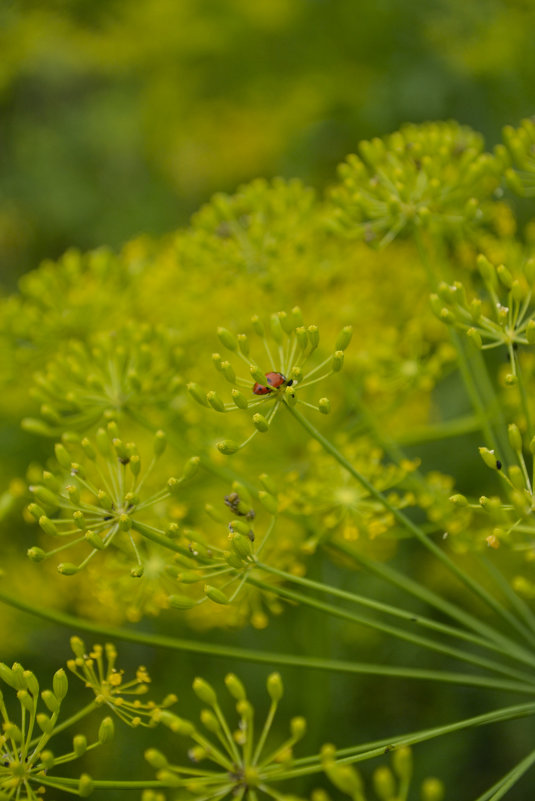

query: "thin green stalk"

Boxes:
[331, 539, 535, 669]
[29, 701, 98, 744]
[256, 560, 527, 663]
[246, 575, 535, 688]
[287, 403, 535, 648]
[473, 748, 535, 801]
[276, 701, 535, 781]
[0, 588, 530, 693]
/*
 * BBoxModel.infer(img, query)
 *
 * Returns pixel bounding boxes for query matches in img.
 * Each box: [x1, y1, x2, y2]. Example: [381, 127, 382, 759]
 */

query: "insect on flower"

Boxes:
[252, 371, 289, 395]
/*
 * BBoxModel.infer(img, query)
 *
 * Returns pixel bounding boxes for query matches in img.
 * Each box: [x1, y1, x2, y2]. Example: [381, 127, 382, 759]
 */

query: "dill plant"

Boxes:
[2, 118, 535, 799]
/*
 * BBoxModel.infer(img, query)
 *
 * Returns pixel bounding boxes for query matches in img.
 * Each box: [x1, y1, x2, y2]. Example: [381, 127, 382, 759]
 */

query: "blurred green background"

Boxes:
[1, 0, 535, 285]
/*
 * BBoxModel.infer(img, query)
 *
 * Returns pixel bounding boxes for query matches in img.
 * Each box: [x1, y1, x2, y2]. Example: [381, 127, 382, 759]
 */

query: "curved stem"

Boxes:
[276, 701, 535, 781]
[286, 403, 535, 649]
[255, 561, 535, 665]
[246, 575, 535, 688]
[330, 540, 535, 669]
[0, 588, 530, 692]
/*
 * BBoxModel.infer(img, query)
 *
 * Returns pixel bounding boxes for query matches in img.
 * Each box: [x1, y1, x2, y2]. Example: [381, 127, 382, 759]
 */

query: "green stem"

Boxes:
[0, 588, 529, 692]
[473, 747, 535, 801]
[330, 539, 535, 669]
[286, 403, 535, 648]
[275, 701, 535, 781]
[30, 701, 98, 744]
[247, 575, 535, 688]
[255, 561, 525, 663]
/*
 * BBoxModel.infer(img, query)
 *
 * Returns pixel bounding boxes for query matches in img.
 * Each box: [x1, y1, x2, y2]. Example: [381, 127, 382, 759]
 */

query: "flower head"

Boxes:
[329, 121, 499, 246]
[148, 672, 306, 801]
[67, 636, 176, 727]
[188, 309, 351, 454]
[26, 422, 199, 576]
[499, 118, 535, 197]
[0, 659, 111, 800]
[21, 323, 184, 437]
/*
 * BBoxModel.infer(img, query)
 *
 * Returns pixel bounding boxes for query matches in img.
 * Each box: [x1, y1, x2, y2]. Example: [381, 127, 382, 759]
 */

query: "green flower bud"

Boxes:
[231, 389, 249, 409]
[178, 458, 199, 485]
[40, 750, 55, 770]
[207, 391, 226, 412]
[421, 777, 445, 801]
[470, 298, 482, 322]
[21, 417, 56, 436]
[392, 745, 413, 781]
[96, 427, 111, 456]
[200, 708, 220, 733]
[145, 748, 169, 769]
[27, 546, 46, 562]
[258, 490, 278, 514]
[291, 306, 304, 327]
[73, 734, 88, 757]
[335, 326, 353, 351]
[168, 594, 197, 610]
[307, 325, 319, 349]
[251, 315, 264, 336]
[153, 430, 167, 456]
[188, 383, 210, 407]
[17, 689, 34, 713]
[130, 565, 144, 578]
[218, 440, 240, 455]
[319, 397, 331, 414]
[54, 443, 72, 469]
[53, 668, 68, 700]
[23, 670, 39, 697]
[36, 713, 53, 732]
[217, 327, 238, 351]
[30, 486, 59, 509]
[267, 672, 283, 701]
[39, 516, 58, 537]
[41, 689, 59, 713]
[295, 326, 308, 349]
[477, 254, 496, 284]
[78, 774, 94, 798]
[373, 766, 396, 800]
[270, 313, 284, 343]
[27, 502, 46, 520]
[70, 636, 86, 658]
[204, 585, 229, 605]
[193, 677, 218, 706]
[230, 532, 253, 560]
[508, 423, 523, 452]
[466, 328, 482, 349]
[449, 494, 469, 507]
[98, 716, 115, 743]
[157, 711, 195, 736]
[221, 361, 236, 383]
[479, 447, 501, 471]
[497, 264, 513, 289]
[212, 352, 223, 371]
[252, 413, 269, 432]
[57, 562, 80, 576]
[250, 364, 267, 384]
[237, 333, 250, 356]
[509, 465, 525, 491]
[259, 473, 277, 495]
[130, 454, 141, 476]
[225, 673, 246, 701]
[527, 319, 535, 344]
[332, 351, 344, 372]
[290, 716, 306, 739]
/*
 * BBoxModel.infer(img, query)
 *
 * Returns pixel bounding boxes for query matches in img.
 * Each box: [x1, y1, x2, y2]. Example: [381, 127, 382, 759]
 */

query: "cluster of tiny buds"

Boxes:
[450, 424, 535, 549]
[0, 658, 113, 800]
[25, 422, 200, 577]
[431, 254, 535, 369]
[188, 309, 352, 454]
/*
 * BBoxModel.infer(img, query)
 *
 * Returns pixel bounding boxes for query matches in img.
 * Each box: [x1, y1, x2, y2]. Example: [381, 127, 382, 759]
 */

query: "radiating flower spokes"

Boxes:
[147, 672, 307, 801]
[0, 659, 113, 800]
[187, 309, 352, 455]
[431, 253, 535, 367]
[26, 422, 199, 576]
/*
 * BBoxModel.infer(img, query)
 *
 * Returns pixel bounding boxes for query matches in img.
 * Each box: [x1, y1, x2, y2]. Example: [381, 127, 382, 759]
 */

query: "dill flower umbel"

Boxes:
[26, 422, 199, 576]
[188, 309, 352, 454]
[0, 659, 112, 800]
[500, 118, 535, 197]
[21, 323, 184, 437]
[67, 636, 176, 727]
[329, 121, 499, 246]
[147, 672, 307, 801]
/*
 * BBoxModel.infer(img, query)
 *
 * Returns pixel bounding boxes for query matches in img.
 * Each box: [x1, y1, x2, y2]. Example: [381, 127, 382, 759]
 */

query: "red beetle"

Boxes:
[253, 371, 286, 395]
